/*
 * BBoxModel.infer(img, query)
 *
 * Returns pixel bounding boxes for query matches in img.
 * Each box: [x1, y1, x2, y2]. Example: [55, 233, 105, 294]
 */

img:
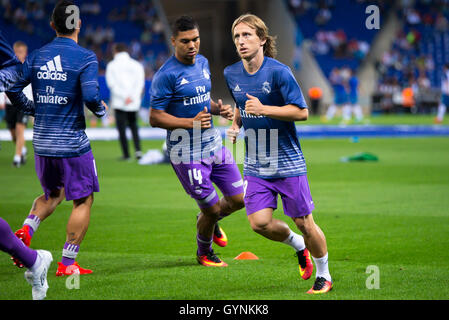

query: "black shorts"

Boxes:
[5, 104, 28, 130]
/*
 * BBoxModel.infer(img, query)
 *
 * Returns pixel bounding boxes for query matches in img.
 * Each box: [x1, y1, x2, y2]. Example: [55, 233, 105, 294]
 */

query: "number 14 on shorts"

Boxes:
[188, 168, 203, 185]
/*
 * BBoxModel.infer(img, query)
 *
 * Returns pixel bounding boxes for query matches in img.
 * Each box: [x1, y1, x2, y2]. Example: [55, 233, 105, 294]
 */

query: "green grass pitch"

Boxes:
[0, 135, 448, 300]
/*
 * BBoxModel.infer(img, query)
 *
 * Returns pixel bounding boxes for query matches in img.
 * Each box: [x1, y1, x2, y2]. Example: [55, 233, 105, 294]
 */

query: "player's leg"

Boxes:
[56, 151, 99, 276]
[171, 161, 227, 266]
[247, 207, 290, 240]
[1, 217, 38, 269]
[5, 104, 17, 145]
[12, 189, 64, 268]
[435, 99, 447, 124]
[13, 122, 26, 166]
[244, 175, 312, 279]
[352, 102, 363, 122]
[115, 109, 130, 160]
[56, 194, 94, 276]
[293, 214, 332, 293]
[341, 104, 352, 123]
[0, 217, 53, 300]
[324, 104, 337, 121]
[209, 146, 245, 246]
[196, 201, 228, 267]
[279, 174, 332, 293]
[12, 153, 66, 267]
[127, 111, 142, 159]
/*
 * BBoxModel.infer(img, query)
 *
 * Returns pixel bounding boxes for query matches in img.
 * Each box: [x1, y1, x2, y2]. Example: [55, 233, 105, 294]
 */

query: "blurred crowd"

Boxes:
[374, 0, 449, 113]
[0, 0, 169, 79]
[288, 0, 388, 61]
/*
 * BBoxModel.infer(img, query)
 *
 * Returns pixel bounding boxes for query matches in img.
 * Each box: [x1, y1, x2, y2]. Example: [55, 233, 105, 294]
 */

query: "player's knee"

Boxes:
[73, 194, 93, 208]
[49, 190, 64, 206]
[294, 214, 314, 236]
[230, 196, 245, 211]
[249, 218, 270, 234]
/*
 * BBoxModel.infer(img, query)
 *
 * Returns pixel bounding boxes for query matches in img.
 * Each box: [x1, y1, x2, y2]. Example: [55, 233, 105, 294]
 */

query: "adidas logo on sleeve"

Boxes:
[37, 55, 67, 81]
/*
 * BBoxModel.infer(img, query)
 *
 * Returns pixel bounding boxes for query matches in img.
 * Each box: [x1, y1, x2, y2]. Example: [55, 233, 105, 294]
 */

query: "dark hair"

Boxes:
[113, 43, 128, 54]
[171, 15, 199, 38]
[52, 0, 79, 35]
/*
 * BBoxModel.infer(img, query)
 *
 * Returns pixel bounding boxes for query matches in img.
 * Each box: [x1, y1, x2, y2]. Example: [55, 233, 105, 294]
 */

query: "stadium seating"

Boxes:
[374, 0, 449, 113]
[0, 0, 170, 108]
[287, 0, 388, 77]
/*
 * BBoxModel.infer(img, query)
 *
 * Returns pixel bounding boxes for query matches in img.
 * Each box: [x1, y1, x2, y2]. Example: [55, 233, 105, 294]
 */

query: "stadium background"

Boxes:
[0, 0, 449, 301]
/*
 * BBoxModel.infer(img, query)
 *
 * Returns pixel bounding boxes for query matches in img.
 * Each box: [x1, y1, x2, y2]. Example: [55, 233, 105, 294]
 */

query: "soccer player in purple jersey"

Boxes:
[150, 16, 244, 267]
[6, 0, 108, 276]
[224, 14, 332, 294]
[0, 31, 53, 301]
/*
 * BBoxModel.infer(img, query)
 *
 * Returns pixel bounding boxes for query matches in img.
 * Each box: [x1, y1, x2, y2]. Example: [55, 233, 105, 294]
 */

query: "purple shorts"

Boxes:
[35, 150, 100, 201]
[171, 146, 244, 208]
[244, 175, 314, 218]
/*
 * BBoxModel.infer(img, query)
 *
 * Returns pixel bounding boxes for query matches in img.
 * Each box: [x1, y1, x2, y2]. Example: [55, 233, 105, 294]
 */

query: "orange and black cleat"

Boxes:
[197, 250, 228, 267]
[11, 225, 32, 268]
[307, 277, 333, 294]
[56, 262, 93, 276]
[213, 223, 228, 247]
[296, 248, 313, 280]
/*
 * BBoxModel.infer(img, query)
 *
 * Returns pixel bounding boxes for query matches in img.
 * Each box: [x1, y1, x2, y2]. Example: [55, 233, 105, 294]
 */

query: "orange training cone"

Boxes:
[234, 252, 259, 260]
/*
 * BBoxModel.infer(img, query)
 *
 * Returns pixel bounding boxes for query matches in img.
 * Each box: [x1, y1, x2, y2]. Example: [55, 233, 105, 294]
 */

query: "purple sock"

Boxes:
[197, 233, 212, 256]
[23, 214, 41, 237]
[0, 218, 37, 268]
[62, 242, 80, 266]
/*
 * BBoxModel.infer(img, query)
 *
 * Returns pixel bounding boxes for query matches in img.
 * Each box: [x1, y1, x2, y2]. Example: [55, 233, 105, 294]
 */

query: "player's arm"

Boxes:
[0, 31, 23, 92]
[150, 71, 211, 129]
[245, 93, 308, 121]
[5, 56, 35, 116]
[0, 64, 24, 92]
[150, 108, 211, 130]
[226, 104, 242, 144]
[80, 52, 107, 118]
[210, 99, 233, 120]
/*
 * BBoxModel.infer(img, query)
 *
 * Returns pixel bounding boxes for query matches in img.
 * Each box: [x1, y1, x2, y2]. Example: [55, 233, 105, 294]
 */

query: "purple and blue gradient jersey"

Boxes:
[0, 30, 22, 92]
[150, 54, 222, 161]
[224, 57, 308, 179]
[7, 37, 106, 157]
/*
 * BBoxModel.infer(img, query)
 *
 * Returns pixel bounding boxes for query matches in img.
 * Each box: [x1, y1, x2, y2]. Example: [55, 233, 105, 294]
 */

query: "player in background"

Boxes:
[346, 68, 364, 123]
[224, 14, 332, 294]
[6, 0, 108, 276]
[2, 41, 33, 167]
[323, 67, 348, 123]
[435, 63, 449, 124]
[150, 16, 244, 267]
[0, 30, 52, 301]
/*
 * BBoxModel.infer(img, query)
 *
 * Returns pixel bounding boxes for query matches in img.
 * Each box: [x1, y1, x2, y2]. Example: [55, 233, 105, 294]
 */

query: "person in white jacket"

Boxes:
[106, 43, 145, 160]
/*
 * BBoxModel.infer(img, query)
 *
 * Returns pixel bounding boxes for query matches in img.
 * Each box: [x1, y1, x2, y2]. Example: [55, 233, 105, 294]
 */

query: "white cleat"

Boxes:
[24, 250, 53, 300]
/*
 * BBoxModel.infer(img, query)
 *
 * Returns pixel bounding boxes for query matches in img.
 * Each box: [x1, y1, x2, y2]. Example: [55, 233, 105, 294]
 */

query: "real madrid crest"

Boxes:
[262, 81, 271, 94]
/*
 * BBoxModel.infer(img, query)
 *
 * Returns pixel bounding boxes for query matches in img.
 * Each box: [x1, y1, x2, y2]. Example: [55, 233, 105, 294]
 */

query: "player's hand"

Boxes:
[245, 93, 264, 116]
[218, 99, 234, 121]
[226, 126, 240, 144]
[101, 100, 109, 111]
[193, 107, 212, 129]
